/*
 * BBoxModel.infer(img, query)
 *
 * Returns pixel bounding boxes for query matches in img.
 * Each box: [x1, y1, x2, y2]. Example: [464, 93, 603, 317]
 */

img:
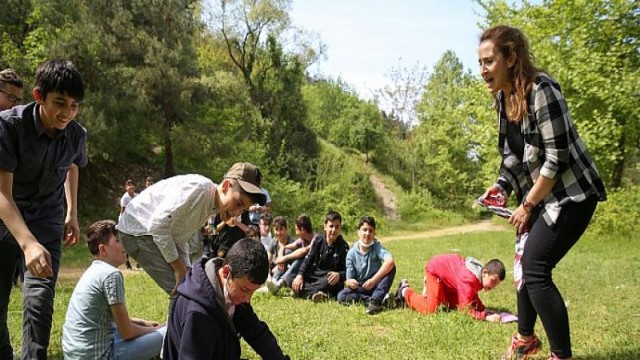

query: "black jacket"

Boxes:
[163, 257, 288, 359]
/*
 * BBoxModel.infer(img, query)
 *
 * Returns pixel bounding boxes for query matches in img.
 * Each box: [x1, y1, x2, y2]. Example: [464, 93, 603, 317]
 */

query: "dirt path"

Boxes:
[381, 220, 508, 242]
[369, 173, 399, 220]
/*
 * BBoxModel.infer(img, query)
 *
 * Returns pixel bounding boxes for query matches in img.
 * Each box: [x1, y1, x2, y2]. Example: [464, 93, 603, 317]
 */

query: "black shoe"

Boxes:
[394, 279, 409, 309]
[366, 299, 382, 315]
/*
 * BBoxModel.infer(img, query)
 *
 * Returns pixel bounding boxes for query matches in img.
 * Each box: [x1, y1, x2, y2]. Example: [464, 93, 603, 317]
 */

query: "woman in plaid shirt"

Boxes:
[478, 25, 607, 360]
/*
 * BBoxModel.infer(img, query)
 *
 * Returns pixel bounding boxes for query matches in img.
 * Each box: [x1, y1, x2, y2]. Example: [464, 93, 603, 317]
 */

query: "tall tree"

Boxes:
[414, 51, 484, 207]
[478, 0, 640, 188]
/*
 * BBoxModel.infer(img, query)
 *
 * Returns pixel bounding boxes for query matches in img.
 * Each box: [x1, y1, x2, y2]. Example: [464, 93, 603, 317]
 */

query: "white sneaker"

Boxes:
[266, 279, 280, 295]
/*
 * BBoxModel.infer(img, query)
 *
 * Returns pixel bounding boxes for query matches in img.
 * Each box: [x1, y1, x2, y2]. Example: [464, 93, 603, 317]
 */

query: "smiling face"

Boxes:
[324, 219, 342, 243]
[358, 222, 376, 246]
[33, 89, 80, 136]
[216, 180, 254, 222]
[478, 40, 514, 95]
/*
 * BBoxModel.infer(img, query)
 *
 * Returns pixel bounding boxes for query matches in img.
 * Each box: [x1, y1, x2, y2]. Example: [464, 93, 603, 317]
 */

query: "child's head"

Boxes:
[323, 210, 342, 242]
[86, 220, 127, 267]
[481, 259, 506, 291]
[217, 162, 266, 222]
[125, 179, 136, 194]
[247, 224, 260, 240]
[222, 238, 269, 305]
[0, 68, 24, 110]
[357, 216, 376, 246]
[33, 59, 84, 102]
[259, 213, 272, 236]
[32, 59, 84, 133]
[294, 214, 313, 236]
[272, 216, 287, 242]
[145, 176, 154, 188]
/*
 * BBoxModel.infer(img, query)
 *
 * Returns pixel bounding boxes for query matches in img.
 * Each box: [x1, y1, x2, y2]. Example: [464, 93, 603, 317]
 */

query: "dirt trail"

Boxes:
[368, 173, 399, 220]
[382, 220, 507, 242]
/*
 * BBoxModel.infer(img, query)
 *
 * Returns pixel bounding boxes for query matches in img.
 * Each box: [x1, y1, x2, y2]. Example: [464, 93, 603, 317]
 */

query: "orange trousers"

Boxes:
[404, 272, 446, 314]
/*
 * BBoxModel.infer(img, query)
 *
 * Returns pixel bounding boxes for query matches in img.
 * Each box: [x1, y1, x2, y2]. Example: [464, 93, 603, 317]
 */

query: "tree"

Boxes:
[478, 0, 640, 188]
[414, 51, 484, 207]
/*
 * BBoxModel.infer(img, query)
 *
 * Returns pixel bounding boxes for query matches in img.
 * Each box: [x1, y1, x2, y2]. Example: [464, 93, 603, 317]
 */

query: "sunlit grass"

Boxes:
[7, 227, 639, 359]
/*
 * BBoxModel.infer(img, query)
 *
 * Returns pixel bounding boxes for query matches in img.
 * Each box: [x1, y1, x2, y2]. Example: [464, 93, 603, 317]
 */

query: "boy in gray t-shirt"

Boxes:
[62, 220, 165, 360]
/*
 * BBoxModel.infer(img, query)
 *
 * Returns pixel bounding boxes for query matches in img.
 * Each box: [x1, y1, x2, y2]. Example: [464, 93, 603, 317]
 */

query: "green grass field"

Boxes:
[7, 225, 640, 359]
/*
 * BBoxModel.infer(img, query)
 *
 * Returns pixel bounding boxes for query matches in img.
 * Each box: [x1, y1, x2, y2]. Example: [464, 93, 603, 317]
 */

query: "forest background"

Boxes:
[0, 0, 638, 236]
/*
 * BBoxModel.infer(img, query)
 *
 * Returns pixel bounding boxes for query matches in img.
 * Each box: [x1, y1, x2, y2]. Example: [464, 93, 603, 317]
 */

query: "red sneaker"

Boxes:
[502, 334, 542, 360]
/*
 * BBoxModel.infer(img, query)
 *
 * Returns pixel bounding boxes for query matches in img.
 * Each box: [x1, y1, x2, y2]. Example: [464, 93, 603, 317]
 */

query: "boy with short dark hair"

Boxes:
[163, 238, 290, 359]
[119, 179, 138, 214]
[267, 216, 294, 285]
[0, 59, 87, 359]
[338, 216, 396, 315]
[62, 220, 165, 360]
[116, 162, 267, 305]
[0, 68, 23, 110]
[396, 254, 505, 322]
[292, 211, 349, 301]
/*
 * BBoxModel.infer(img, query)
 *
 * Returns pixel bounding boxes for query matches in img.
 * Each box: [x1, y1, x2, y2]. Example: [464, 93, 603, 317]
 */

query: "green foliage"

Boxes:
[477, 0, 640, 188]
[589, 186, 640, 237]
[412, 51, 486, 207]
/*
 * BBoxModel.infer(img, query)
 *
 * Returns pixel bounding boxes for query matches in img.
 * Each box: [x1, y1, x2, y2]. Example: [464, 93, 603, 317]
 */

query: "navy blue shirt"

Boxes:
[0, 102, 87, 242]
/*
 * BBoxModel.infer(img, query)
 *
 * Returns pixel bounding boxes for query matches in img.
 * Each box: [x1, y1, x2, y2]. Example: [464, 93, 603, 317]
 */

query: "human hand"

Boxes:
[508, 205, 532, 234]
[63, 216, 80, 246]
[327, 271, 340, 285]
[24, 241, 53, 278]
[362, 279, 376, 291]
[480, 185, 507, 206]
[277, 263, 286, 271]
[345, 279, 359, 289]
[292, 275, 303, 293]
[486, 313, 501, 323]
[170, 260, 188, 295]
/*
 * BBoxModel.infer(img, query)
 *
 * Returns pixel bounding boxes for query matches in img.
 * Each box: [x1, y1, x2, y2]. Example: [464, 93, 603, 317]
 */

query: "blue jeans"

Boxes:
[113, 326, 166, 360]
[0, 236, 61, 360]
[282, 258, 303, 287]
[337, 266, 396, 303]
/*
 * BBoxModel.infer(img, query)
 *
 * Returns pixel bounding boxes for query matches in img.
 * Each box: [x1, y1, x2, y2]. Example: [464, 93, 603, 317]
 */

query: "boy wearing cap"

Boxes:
[116, 163, 266, 304]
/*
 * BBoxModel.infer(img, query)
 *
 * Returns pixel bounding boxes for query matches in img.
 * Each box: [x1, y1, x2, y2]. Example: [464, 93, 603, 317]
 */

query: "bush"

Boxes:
[589, 186, 640, 237]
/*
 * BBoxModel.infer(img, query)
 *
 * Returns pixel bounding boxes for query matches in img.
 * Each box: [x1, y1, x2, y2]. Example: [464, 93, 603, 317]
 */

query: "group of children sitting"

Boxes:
[61, 209, 507, 359]
[256, 210, 507, 320]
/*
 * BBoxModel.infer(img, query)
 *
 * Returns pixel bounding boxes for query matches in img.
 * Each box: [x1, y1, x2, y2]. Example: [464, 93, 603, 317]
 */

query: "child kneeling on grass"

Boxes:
[395, 254, 505, 322]
[62, 220, 166, 360]
[337, 216, 396, 315]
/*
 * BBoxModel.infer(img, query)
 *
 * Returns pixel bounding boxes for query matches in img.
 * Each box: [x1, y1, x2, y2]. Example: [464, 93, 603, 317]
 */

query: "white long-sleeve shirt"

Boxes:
[116, 174, 216, 265]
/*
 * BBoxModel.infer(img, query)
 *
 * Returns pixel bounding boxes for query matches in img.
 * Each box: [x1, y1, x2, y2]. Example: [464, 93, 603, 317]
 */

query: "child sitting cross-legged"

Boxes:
[338, 216, 396, 315]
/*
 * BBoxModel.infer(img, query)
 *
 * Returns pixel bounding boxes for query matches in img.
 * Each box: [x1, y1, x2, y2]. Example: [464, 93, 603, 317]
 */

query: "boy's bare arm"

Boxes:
[0, 171, 52, 278]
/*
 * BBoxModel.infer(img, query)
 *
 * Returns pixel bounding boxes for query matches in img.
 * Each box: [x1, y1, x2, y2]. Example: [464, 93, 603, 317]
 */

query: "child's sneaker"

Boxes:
[366, 298, 382, 315]
[266, 279, 281, 295]
[477, 194, 513, 218]
[311, 291, 328, 303]
[501, 334, 541, 360]
[394, 279, 410, 309]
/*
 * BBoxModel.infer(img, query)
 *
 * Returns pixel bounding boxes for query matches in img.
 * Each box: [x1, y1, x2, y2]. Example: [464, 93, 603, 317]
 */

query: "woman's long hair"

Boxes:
[480, 25, 540, 122]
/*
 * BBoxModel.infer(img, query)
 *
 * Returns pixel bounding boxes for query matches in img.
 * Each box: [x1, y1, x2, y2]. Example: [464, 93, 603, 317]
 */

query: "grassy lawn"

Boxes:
[7, 226, 640, 359]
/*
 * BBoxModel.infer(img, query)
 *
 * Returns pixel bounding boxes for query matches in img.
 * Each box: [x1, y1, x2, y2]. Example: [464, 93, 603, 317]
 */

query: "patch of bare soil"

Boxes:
[382, 220, 508, 242]
[369, 174, 399, 220]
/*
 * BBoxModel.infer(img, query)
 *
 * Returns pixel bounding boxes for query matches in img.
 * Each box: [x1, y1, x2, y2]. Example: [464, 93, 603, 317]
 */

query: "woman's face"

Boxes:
[478, 40, 513, 94]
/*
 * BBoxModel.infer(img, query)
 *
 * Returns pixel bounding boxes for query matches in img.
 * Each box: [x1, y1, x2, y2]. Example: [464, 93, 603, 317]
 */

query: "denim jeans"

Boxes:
[0, 237, 61, 360]
[337, 266, 396, 303]
[113, 326, 166, 360]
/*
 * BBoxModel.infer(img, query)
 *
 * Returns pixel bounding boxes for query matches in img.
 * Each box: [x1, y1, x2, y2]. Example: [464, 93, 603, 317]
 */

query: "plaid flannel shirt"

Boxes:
[495, 73, 607, 226]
